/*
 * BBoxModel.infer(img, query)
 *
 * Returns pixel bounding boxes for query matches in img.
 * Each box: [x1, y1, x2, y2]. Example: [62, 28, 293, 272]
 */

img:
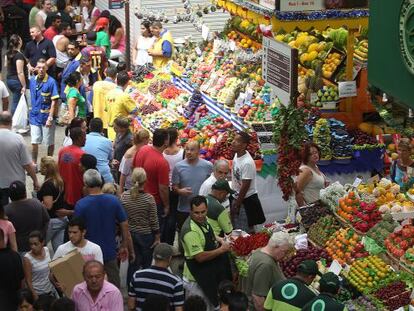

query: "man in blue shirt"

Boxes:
[83, 118, 113, 183]
[61, 41, 81, 102]
[29, 59, 59, 166]
[74, 169, 130, 288]
[24, 26, 57, 78]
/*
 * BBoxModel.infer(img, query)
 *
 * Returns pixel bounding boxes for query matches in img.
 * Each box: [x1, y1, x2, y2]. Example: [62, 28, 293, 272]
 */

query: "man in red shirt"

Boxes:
[58, 127, 86, 209]
[43, 13, 62, 41]
[133, 128, 170, 234]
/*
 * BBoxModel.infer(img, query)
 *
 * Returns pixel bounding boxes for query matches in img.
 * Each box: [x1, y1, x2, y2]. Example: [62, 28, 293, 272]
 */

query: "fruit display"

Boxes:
[280, 246, 331, 278]
[349, 129, 378, 146]
[366, 215, 398, 248]
[354, 39, 369, 63]
[325, 228, 366, 265]
[297, 201, 332, 230]
[384, 225, 414, 259]
[373, 281, 411, 310]
[313, 118, 332, 160]
[228, 16, 262, 43]
[329, 119, 353, 159]
[307, 215, 341, 247]
[140, 109, 187, 132]
[183, 89, 204, 119]
[140, 103, 159, 115]
[316, 85, 339, 103]
[243, 98, 279, 124]
[320, 182, 347, 211]
[346, 255, 392, 293]
[325, 27, 349, 51]
[322, 51, 344, 79]
[337, 192, 382, 233]
[231, 232, 270, 257]
[345, 296, 377, 311]
[402, 247, 414, 271]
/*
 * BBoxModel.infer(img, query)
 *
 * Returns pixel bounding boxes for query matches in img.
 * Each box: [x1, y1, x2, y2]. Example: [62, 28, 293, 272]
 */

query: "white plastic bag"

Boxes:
[12, 94, 28, 130]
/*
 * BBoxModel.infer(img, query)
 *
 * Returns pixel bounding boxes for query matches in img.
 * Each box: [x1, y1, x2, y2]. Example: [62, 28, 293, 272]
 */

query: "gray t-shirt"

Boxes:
[0, 129, 32, 188]
[172, 159, 213, 212]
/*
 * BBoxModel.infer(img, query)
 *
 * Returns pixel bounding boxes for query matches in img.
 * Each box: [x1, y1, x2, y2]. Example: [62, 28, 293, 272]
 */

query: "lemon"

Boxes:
[275, 35, 284, 41]
[308, 43, 319, 53]
[308, 51, 318, 61]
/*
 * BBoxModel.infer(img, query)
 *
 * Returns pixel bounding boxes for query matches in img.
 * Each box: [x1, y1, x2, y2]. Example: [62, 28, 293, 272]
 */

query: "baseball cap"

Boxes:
[95, 17, 109, 31]
[320, 272, 340, 291]
[153, 243, 174, 260]
[297, 260, 320, 276]
[86, 31, 97, 44]
[212, 180, 236, 194]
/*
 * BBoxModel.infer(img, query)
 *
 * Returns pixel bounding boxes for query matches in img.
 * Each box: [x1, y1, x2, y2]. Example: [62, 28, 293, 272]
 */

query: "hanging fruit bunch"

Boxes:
[273, 103, 308, 200]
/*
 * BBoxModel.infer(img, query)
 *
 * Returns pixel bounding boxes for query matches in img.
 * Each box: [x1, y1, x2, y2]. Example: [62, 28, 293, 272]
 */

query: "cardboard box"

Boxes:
[49, 249, 85, 297]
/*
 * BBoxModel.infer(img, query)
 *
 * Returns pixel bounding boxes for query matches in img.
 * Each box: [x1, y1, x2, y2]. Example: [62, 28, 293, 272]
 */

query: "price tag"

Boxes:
[328, 260, 343, 276]
[229, 40, 236, 51]
[213, 39, 221, 53]
[310, 93, 318, 104]
[202, 24, 210, 41]
[195, 47, 202, 56]
[338, 81, 357, 98]
[352, 177, 363, 188]
[367, 174, 380, 184]
[245, 88, 254, 103]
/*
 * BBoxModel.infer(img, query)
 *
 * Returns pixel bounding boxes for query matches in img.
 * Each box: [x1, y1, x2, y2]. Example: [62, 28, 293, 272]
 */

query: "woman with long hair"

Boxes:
[121, 168, 159, 284]
[119, 128, 150, 193]
[63, 117, 87, 147]
[0, 205, 17, 252]
[23, 231, 56, 301]
[132, 21, 155, 66]
[6, 34, 28, 115]
[65, 71, 86, 122]
[81, 0, 100, 31]
[38, 156, 70, 251]
[109, 15, 126, 61]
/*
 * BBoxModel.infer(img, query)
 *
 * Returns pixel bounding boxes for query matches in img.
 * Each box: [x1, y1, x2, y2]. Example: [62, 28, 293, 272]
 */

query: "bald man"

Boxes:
[0, 112, 38, 207]
[172, 141, 213, 230]
[72, 260, 123, 311]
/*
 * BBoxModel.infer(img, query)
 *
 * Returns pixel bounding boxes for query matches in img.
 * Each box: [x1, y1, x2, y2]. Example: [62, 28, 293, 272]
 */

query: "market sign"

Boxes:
[368, 0, 414, 108]
[276, 0, 324, 11]
[262, 37, 298, 106]
[109, 0, 123, 9]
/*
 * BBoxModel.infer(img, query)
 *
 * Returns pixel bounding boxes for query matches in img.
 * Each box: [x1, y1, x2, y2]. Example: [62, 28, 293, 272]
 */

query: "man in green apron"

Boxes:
[264, 260, 319, 311]
[302, 272, 348, 311]
[206, 180, 235, 237]
[180, 195, 232, 310]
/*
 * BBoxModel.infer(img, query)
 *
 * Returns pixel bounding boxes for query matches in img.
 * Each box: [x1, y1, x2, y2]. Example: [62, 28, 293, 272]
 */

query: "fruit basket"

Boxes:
[322, 49, 346, 81]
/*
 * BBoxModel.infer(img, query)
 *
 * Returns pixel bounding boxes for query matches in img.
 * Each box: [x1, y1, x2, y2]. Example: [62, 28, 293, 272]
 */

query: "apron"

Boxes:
[185, 221, 232, 307]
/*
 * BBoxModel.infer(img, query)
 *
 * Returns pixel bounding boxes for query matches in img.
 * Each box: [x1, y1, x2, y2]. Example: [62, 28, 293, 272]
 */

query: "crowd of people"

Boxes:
[0, 1, 350, 311]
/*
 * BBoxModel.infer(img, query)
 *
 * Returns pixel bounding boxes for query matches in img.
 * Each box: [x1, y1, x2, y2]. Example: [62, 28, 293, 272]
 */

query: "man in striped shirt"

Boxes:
[128, 243, 185, 311]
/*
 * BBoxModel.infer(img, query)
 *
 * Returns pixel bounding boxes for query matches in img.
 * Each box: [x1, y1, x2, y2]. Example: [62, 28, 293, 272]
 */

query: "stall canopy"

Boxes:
[368, 0, 414, 107]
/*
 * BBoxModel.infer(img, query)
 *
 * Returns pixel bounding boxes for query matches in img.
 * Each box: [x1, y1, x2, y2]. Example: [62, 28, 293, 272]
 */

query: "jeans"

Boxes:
[127, 232, 155, 287]
[46, 217, 67, 252]
[161, 191, 178, 245]
[6, 78, 22, 115]
[104, 259, 121, 289]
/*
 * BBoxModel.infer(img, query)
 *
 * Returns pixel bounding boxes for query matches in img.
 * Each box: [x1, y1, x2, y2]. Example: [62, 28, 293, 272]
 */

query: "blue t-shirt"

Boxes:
[83, 132, 113, 183]
[74, 194, 127, 261]
[172, 159, 213, 213]
[29, 74, 59, 126]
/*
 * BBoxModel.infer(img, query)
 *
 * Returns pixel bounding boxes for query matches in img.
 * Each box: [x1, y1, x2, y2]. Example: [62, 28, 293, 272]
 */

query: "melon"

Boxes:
[358, 122, 373, 134]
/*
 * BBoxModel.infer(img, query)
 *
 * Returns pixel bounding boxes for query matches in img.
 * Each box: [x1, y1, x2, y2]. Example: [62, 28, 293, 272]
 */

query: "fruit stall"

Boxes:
[225, 175, 414, 310]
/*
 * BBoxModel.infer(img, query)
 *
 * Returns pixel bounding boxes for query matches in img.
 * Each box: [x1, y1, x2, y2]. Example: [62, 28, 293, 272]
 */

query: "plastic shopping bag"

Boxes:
[12, 94, 28, 130]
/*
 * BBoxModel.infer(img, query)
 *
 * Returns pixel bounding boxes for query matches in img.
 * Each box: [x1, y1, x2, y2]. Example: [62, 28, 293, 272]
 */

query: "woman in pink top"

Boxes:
[0, 205, 17, 251]
[109, 15, 126, 61]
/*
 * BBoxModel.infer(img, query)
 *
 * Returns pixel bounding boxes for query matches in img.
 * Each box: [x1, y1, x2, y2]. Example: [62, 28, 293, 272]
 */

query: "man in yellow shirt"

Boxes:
[92, 66, 117, 135]
[105, 71, 138, 141]
[148, 21, 174, 68]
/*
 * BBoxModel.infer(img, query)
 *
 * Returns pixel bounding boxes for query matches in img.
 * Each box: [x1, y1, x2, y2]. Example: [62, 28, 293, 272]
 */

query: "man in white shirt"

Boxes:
[231, 132, 265, 233]
[0, 79, 9, 112]
[53, 217, 103, 263]
[199, 159, 230, 208]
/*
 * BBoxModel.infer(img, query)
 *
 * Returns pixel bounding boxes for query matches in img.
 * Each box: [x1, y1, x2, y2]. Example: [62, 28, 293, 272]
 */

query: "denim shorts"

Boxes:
[30, 122, 56, 146]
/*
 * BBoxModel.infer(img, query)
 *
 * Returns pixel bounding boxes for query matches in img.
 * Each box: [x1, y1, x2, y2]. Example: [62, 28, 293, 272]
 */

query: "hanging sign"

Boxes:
[109, 0, 123, 9]
[276, 0, 324, 12]
[262, 37, 298, 106]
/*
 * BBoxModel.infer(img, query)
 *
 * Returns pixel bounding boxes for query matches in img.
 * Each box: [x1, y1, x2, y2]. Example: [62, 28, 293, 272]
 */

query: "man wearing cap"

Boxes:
[180, 195, 232, 311]
[302, 272, 347, 311]
[128, 243, 185, 311]
[95, 17, 111, 59]
[206, 180, 234, 237]
[81, 31, 108, 76]
[264, 260, 318, 311]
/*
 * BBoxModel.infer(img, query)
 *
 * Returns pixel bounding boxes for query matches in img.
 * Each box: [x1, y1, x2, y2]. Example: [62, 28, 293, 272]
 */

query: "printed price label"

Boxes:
[352, 177, 363, 188]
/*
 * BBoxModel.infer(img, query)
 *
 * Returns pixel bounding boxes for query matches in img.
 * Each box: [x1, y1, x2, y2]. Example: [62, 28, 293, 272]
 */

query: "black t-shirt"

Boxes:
[37, 180, 65, 218]
[114, 131, 133, 161]
[0, 248, 24, 311]
[6, 51, 28, 80]
[24, 38, 57, 74]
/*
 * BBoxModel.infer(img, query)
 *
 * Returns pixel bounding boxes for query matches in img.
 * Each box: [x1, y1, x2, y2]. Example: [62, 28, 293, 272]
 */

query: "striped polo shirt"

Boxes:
[128, 266, 185, 311]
